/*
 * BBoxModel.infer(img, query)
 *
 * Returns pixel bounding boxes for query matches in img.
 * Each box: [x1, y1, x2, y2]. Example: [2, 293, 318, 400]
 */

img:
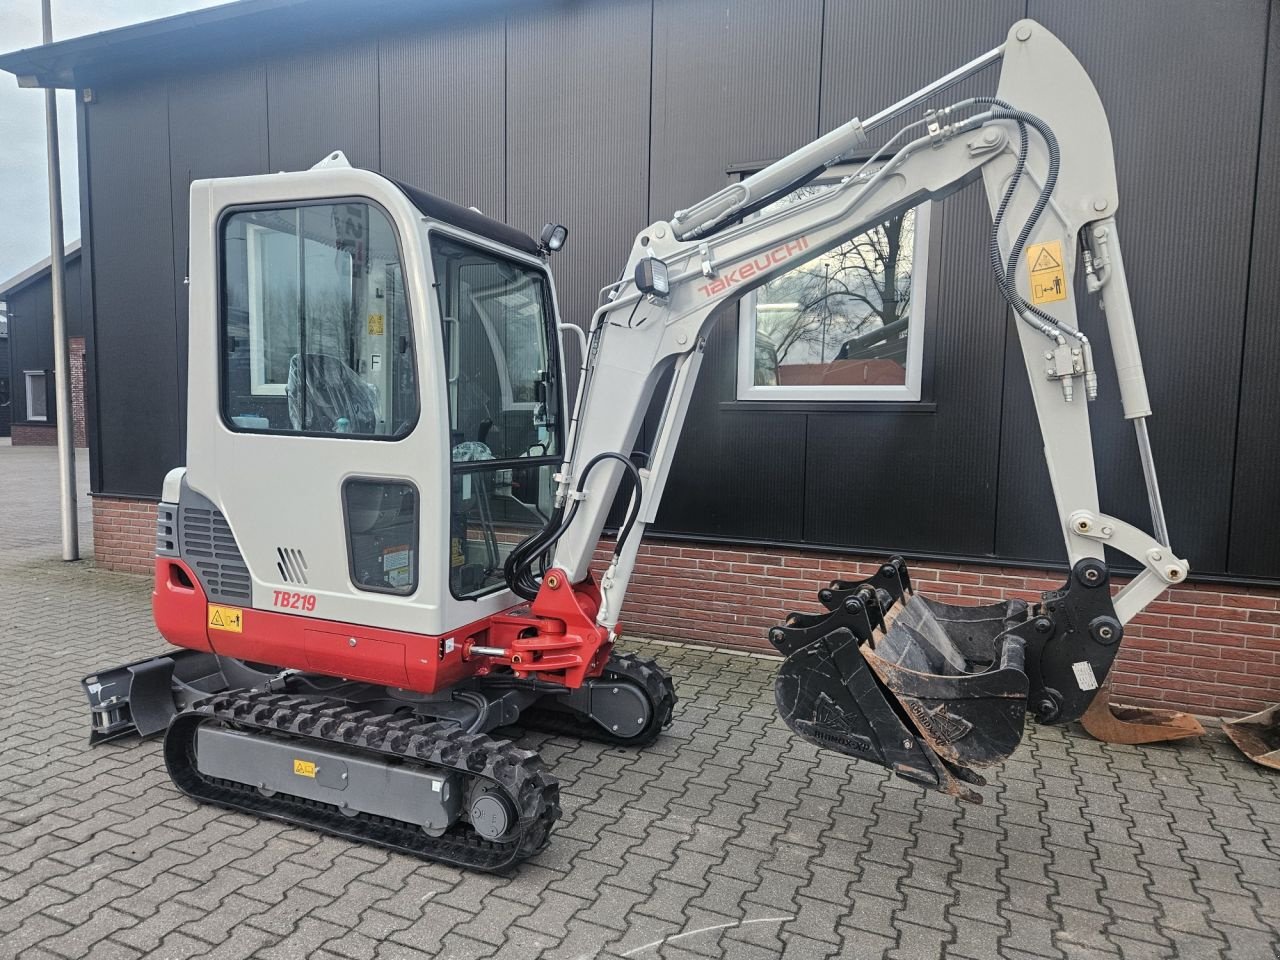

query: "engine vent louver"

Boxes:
[276, 547, 309, 585]
[178, 504, 252, 604]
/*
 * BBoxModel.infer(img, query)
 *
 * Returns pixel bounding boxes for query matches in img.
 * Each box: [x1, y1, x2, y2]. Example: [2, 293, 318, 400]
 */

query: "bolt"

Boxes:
[677, 334, 688, 345]
[903, 739, 914, 750]
[1085, 568, 1100, 582]
[984, 129, 998, 144]
[1152, 552, 1163, 562]
[1077, 520, 1090, 531]
[1035, 617, 1053, 634]
[1101, 525, 1113, 536]
[1093, 199, 1108, 212]
[1098, 626, 1114, 640]
[612, 724, 619, 731]
[348, 637, 357, 647]
[341, 772, 348, 780]
[612, 687, 619, 694]
[1015, 24, 1032, 41]
[654, 225, 667, 239]
[1167, 566, 1182, 580]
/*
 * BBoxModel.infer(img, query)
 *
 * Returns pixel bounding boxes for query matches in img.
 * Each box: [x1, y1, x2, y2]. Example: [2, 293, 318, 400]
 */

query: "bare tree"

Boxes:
[753, 207, 915, 384]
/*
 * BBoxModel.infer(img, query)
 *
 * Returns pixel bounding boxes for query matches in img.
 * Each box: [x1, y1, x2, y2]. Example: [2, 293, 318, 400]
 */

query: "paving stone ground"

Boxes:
[0, 441, 1278, 960]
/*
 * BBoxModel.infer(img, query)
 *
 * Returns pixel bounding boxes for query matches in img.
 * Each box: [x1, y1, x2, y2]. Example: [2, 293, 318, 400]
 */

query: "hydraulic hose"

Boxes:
[503, 452, 644, 600]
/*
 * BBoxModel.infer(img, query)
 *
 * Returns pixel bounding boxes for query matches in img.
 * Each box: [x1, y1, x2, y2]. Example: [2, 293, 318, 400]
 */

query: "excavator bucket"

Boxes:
[1079, 677, 1205, 746]
[1222, 703, 1280, 771]
[771, 556, 1127, 801]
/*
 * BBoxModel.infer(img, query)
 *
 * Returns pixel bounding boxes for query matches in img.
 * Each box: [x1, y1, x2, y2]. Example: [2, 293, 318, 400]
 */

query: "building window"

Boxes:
[736, 172, 931, 402]
[220, 201, 418, 437]
[24, 371, 47, 421]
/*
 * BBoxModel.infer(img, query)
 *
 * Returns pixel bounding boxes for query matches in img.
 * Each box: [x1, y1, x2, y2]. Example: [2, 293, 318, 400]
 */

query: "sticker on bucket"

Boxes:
[1072, 661, 1099, 691]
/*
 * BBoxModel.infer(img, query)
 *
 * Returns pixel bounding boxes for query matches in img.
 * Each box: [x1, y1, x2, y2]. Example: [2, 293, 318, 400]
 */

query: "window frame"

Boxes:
[216, 196, 421, 441]
[341, 476, 421, 596]
[24, 370, 48, 422]
[733, 165, 934, 404]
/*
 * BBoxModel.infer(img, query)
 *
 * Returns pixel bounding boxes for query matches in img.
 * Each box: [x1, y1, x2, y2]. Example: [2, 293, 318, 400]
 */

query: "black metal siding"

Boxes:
[505, 0, 652, 342]
[167, 61, 271, 456]
[379, 21, 506, 216]
[1229, 1, 1280, 578]
[76, 0, 1280, 583]
[85, 80, 181, 496]
[266, 38, 381, 172]
[0, 334, 10, 436]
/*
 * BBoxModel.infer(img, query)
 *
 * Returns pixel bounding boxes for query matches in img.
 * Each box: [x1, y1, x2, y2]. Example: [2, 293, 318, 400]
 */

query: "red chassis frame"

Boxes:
[154, 557, 613, 694]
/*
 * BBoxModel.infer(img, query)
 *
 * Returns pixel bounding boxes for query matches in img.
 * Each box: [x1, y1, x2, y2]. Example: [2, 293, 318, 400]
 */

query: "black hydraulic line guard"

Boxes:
[770, 556, 1125, 801]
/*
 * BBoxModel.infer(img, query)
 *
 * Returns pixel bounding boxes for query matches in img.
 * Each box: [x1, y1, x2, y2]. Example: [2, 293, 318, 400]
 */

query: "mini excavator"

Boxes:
[84, 20, 1192, 870]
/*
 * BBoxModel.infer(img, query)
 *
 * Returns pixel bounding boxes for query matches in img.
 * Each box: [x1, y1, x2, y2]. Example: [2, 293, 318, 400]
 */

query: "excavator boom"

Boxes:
[501, 19, 1187, 798]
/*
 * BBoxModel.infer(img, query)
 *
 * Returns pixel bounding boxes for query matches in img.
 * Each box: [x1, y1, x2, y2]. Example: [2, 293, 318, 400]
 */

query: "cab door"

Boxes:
[187, 173, 446, 638]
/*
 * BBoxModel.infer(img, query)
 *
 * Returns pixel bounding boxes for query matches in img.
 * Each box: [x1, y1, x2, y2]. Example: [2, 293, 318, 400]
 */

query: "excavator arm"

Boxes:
[501, 19, 1188, 796]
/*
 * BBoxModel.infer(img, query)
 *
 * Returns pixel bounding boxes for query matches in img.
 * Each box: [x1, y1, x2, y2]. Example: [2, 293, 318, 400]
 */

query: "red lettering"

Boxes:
[273, 590, 317, 612]
[698, 234, 811, 298]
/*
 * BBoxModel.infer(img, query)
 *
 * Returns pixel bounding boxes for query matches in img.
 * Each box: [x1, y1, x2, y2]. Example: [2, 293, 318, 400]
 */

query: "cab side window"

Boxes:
[221, 202, 417, 438]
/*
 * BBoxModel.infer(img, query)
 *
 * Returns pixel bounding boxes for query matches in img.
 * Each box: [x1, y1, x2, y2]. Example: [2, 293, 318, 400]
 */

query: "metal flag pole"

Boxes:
[42, 0, 79, 560]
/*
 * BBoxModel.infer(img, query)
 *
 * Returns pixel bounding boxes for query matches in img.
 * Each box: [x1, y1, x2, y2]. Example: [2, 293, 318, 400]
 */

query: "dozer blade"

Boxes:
[1079, 677, 1205, 745]
[1222, 703, 1280, 771]
[83, 651, 276, 744]
[770, 556, 1130, 800]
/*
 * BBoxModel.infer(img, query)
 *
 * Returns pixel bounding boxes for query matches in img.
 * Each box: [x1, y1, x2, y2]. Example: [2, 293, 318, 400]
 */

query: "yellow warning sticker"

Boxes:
[293, 759, 317, 778]
[207, 604, 243, 633]
[367, 313, 385, 335]
[1026, 240, 1068, 305]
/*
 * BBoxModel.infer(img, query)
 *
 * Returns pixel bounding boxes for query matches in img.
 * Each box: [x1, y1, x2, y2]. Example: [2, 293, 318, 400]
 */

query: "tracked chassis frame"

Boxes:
[85, 652, 674, 870]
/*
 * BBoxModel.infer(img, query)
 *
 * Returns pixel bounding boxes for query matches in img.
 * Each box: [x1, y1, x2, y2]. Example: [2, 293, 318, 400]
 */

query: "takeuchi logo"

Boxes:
[697, 236, 810, 298]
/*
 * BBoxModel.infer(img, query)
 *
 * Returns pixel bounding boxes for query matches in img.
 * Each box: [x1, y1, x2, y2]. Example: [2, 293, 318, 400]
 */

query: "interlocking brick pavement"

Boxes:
[1, 443, 1278, 959]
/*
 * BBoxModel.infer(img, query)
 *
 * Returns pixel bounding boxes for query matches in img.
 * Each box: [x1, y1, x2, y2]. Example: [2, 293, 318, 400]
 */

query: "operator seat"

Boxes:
[286, 354, 378, 434]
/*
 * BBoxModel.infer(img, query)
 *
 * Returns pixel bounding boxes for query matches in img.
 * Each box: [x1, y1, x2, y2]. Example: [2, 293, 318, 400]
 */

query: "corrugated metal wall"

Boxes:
[77, 0, 1280, 581]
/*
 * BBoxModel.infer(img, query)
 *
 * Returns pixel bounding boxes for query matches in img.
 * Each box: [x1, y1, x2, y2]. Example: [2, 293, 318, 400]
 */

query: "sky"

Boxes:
[0, 0, 225, 282]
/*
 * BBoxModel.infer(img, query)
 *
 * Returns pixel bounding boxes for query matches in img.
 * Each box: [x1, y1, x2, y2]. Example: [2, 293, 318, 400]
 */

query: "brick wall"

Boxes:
[91, 497, 157, 576]
[11, 424, 56, 446]
[92, 494, 1279, 717]
[69, 336, 87, 449]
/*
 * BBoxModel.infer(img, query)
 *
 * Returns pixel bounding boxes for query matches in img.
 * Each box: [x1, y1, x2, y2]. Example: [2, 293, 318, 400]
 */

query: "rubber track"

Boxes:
[164, 690, 561, 872]
[519, 652, 678, 747]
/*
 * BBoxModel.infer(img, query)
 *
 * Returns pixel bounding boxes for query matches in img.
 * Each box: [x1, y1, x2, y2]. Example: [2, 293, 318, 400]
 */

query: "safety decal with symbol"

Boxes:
[207, 604, 244, 633]
[1026, 240, 1068, 305]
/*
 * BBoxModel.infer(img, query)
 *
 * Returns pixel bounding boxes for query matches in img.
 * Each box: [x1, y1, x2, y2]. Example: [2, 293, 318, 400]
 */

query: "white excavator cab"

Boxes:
[183, 153, 567, 642]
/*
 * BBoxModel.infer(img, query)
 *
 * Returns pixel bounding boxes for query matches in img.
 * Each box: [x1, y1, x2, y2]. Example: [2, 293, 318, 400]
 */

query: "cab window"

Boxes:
[221, 201, 417, 437]
[431, 234, 561, 598]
